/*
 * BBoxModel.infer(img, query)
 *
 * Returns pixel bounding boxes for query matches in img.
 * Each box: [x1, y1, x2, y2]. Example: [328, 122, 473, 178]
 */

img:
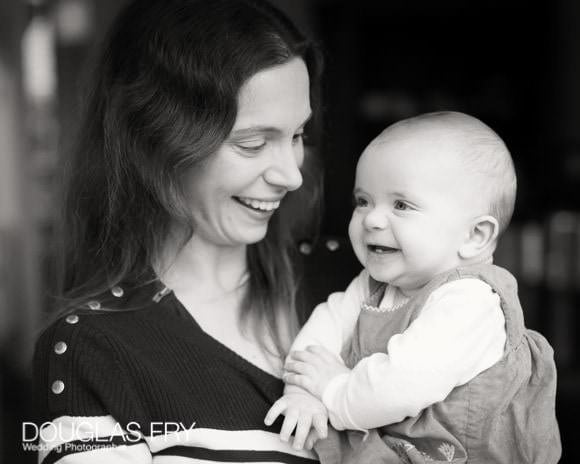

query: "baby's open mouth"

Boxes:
[367, 244, 398, 254]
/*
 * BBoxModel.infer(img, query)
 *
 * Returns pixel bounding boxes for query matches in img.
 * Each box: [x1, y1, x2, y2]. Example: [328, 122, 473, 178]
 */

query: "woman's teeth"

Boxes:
[236, 197, 280, 212]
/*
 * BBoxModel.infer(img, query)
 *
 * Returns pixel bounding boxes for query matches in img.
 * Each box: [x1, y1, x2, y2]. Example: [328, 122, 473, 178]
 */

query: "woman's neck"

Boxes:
[157, 233, 248, 301]
[156, 233, 284, 377]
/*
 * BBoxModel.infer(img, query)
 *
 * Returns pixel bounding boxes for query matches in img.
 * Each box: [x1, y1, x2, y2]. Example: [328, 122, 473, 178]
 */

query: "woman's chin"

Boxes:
[228, 225, 269, 246]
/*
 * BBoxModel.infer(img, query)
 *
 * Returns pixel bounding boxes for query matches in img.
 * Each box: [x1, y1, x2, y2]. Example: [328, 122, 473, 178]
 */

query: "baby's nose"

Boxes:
[363, 208, 389, 230]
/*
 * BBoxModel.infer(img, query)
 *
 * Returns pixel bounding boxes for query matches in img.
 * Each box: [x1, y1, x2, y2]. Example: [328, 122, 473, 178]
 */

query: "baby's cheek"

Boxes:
[347, 216, 358, 242]
[348, 220, 365, 263]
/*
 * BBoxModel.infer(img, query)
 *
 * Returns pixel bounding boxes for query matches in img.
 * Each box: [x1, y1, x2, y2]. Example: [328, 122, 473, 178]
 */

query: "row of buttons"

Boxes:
[50, 286, 124, 395]
[86, 286, 124, 311]
[50, 314, 78, 395]
[299, 238, 341, 256]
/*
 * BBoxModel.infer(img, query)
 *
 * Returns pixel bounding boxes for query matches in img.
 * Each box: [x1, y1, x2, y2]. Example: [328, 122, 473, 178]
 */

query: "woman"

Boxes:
[33, 0, 323, 462]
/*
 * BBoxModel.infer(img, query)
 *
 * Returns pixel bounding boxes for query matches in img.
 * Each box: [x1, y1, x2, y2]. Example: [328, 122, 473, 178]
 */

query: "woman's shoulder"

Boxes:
[40, 279, 172, 337]
[33, 280, 177, 382]
[33, 281, 178, 423]
[39, 283, 185, 376]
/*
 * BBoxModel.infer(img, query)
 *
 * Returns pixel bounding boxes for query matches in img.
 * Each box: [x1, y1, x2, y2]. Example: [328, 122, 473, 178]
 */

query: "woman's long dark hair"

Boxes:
[56, 0, 323, 356]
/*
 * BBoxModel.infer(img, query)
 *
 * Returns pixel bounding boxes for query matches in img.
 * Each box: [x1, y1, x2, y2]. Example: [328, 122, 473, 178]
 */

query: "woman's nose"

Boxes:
[363, 207, 389, 230]
[263, 147, 303, 191]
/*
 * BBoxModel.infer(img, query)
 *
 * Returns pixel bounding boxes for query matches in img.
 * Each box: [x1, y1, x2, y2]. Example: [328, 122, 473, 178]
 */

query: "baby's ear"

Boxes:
[459, 215, 499, 260]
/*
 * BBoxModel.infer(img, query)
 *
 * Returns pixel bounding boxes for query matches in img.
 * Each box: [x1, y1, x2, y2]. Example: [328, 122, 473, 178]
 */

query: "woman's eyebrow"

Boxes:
[231, 113, 313, 137]
[230, 126, 282, 137]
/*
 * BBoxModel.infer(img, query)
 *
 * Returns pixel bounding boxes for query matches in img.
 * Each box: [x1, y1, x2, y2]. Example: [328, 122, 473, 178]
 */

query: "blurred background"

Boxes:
[1, 0, 579, 462]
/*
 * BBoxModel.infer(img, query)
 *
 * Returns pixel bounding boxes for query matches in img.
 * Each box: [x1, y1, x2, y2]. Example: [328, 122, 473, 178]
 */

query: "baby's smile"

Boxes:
[367, 244, 399, 254]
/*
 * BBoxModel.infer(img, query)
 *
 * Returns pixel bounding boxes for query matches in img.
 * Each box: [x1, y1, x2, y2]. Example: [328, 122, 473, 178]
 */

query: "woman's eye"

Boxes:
[394, 200, 408, 211]
[292, 132, 304, 145]
[237, 141, 266, 153]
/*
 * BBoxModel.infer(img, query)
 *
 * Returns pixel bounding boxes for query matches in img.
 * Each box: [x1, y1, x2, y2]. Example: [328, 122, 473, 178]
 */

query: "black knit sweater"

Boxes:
[33, 279, 319, 463]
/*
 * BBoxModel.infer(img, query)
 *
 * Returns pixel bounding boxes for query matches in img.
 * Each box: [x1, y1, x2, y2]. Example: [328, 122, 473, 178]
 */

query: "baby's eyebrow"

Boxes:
[391, 190, 408, 198]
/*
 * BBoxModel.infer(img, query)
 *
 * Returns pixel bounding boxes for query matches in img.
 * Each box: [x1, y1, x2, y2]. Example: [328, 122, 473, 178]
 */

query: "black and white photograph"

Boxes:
[0, 0, 577, 462]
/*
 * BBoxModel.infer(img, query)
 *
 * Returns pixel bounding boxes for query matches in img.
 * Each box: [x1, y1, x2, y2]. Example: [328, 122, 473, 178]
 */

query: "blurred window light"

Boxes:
[0, 60, 19, 228]
[520, 222, 544, 285]
[359, 90, 418, 122]
[55, 0, 93, 45]
[21, 12, 56, 102]
[546, 211, 577, 290]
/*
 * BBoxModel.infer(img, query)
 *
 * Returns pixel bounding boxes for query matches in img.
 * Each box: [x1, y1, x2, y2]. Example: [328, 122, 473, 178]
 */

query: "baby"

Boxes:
[265, 112, 561, 463]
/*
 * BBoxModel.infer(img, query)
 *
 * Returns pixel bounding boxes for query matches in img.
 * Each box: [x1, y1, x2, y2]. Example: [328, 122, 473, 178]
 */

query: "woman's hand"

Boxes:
[283, 345, 351, 399]
[265, 388, 328, 450]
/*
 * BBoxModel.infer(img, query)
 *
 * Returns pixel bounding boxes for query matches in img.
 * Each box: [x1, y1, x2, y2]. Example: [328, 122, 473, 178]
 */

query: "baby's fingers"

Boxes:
[264, 398, 287, 426]
[305, 429, 319, 450]
[306, 345, 343, 363]
[292, 414, 312, 450]
[288, 350, 317, 364]
[285, 360, 314, 376]
[312, 413, 328, 440]
[280, 411, 299, 442]
[283, 373, 315, 395]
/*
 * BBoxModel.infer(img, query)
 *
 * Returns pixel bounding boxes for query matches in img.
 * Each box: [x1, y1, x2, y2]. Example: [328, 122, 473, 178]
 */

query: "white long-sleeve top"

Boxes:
[289, 270, 506, 431]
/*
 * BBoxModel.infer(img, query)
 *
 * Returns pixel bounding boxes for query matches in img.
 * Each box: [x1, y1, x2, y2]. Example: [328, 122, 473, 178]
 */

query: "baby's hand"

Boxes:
[284, 345, 351, 399]
[264, 389, 328, 450]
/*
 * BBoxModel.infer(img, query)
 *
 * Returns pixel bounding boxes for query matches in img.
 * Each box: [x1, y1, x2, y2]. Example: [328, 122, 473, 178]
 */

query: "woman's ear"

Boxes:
[459, 215, 499, 260]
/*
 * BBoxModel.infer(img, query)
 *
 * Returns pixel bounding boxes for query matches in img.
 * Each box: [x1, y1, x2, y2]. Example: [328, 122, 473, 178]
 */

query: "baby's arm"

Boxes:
[289, 269, 368, 355]
[287, 279, 506, 431]
[264, 271, 368, 448]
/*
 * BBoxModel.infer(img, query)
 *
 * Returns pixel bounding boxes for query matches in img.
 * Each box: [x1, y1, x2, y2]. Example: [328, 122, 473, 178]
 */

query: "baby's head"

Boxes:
[348, 111, 516, 295]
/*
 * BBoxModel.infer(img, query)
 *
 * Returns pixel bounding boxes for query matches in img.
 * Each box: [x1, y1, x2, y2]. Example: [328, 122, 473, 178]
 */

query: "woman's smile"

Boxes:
[234, 196, 282, 213]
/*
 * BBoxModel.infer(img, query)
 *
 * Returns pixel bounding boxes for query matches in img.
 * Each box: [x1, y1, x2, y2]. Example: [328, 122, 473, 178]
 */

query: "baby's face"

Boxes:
[348, 127, 482, 295]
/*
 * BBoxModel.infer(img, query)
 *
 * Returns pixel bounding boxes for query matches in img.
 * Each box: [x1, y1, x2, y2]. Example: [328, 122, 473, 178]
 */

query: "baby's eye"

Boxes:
[353, 196, 369, 208]
[394, 200, 409, 211]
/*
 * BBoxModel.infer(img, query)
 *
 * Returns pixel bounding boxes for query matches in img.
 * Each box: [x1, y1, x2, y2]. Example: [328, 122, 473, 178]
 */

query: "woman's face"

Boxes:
[186, 58, 312, 248]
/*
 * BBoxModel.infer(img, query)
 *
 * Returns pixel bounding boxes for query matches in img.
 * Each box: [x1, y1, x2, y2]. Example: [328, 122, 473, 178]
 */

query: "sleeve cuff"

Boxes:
[322, 373, 367, 432]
